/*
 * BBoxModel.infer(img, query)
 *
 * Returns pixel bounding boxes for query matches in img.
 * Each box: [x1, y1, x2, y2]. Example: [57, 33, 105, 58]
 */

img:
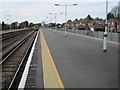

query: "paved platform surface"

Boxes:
[25, 31, 43, 88]
[25, 28, 118, 89]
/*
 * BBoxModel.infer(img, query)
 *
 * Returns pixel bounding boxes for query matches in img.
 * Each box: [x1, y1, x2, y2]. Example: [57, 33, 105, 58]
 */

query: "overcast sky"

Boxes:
[0, 0, 119, 24]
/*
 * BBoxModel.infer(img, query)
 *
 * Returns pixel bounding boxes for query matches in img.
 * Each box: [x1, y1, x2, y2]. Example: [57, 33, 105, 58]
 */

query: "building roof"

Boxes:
[89, 25, 104, 29]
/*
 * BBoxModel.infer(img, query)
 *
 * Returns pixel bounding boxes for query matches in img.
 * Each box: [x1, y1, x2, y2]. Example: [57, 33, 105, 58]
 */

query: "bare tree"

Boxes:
[110, 7, 117, 18]
[110, 1, 120, 19]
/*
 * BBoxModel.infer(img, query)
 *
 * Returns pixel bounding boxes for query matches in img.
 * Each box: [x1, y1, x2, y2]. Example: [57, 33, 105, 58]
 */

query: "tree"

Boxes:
[47, 23, 53, 27]
[61, 23, 65, 28]
[67, 20, 72, 23]
[11, 22, 18, 29]
[24, 21, 29, 27]
[79, 18, 83, 21]
[29, 22, 34, 27]
[110, 2, 120, 19]
[85, 15, 94, 20]
[2, 22, 9, 30]
[110, 7, 118, 18]
[2, 22, 5, 30]
[56, 23, 61, 28]
[73, 19, 79, 23]
[94, 17, 103, 20]
[19, 21, 29, 29]
[19, 22, 26, 28]
[73, 19, 79, 28]
[107, 13, 114, 20]
[36, 23, 41, 27]
[67, 20, 73, 29]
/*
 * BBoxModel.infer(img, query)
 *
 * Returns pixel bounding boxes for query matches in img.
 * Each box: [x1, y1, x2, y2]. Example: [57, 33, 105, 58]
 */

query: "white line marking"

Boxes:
[18, 31, 39, 89]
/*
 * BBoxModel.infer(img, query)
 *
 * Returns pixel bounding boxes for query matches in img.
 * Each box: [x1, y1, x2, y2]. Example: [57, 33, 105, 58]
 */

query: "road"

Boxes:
[41, 28, 118, 88]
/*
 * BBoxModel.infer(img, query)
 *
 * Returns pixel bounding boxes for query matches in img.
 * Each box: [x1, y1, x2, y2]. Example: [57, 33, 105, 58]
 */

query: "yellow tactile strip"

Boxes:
[40, 30, 64, 89]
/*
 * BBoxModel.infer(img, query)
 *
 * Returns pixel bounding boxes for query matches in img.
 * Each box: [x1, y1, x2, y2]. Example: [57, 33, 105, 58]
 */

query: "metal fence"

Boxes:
[57, 28, 120, 43]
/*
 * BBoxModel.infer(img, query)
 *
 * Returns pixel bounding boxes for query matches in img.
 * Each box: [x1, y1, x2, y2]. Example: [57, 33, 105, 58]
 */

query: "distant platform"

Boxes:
[0, 28, 30, 34]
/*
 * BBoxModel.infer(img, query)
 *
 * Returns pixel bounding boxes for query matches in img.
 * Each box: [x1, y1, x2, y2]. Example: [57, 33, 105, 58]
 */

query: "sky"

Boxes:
[0, 0, 119, 24]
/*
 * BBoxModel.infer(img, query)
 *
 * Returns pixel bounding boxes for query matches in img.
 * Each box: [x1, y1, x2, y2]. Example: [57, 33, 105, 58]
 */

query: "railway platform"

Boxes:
[18, 28, 118, 89]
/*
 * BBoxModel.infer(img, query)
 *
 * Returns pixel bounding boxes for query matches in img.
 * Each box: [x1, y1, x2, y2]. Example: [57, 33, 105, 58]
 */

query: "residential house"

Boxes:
[89, 24, 105, 31]
[79, 19, 104, 31]
[108, 19, 118, 32]
[67, 18, 105, 31]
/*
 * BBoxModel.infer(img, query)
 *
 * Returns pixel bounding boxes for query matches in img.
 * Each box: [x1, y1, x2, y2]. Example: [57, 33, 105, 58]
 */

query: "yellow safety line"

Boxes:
[40, 30, 64, 89]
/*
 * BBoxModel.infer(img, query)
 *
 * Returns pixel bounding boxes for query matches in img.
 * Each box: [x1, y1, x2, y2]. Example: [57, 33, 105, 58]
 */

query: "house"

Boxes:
[76, 25, 87, 30]
[89, 25, 105, 31]
[117, 21, 120, 30]
[88, 20, 105, 31]
[108, 19, 118, 32]
[66, 17, 105, 31]
[78, 20, 104, 31]
[67, 22, 74, 29]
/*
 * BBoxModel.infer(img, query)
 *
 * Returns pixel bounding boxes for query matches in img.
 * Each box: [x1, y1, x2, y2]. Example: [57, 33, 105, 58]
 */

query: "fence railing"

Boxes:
[57, 28, 120, 43]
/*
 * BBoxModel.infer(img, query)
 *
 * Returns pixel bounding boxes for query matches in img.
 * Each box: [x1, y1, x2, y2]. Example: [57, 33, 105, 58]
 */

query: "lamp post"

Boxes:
[118, 1, 120, 19]
[43, 17, 49, 27]
[55, 3, 77, 37]
[117, 1, 120, 31]
[46, 16, 53, 27]
[49, 12, 63, 30]
[103, 0, 108, 53]
[46, 17, 49, 27]
[6, 19, 9, 30]
[6, 15, 11, 30]
[8, 15, 11, 30]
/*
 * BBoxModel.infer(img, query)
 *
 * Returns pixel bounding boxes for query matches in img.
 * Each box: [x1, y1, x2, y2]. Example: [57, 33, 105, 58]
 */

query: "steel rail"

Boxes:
[0, 31, 34, 64]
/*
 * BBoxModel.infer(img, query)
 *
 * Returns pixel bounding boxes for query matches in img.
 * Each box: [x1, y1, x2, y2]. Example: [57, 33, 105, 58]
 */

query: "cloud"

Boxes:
[0, 0, 119, 2]
[2, 2, 65, 23]
[0, 3, 2, 23]
[1, 1, 119, 23]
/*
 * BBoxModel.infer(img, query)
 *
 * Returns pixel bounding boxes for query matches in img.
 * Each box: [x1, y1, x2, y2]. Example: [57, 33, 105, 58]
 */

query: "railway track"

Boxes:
[1, 30, 32, 49]
[0, 29, 34, 60]
[1, 30, 38, 89]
